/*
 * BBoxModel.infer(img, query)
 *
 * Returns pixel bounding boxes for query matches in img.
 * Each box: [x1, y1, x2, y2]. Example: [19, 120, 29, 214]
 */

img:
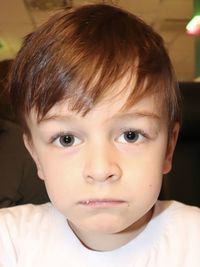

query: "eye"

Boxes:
[117, 130, 145, 144]
[53, 134, 82, 147]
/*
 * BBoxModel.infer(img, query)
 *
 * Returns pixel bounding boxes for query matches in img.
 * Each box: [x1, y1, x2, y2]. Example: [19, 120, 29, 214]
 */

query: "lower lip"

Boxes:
[78, 200, 126, 208]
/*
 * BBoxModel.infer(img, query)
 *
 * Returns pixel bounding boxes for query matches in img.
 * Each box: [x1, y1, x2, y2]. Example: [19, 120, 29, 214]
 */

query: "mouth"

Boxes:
[78, 199, 126, 208]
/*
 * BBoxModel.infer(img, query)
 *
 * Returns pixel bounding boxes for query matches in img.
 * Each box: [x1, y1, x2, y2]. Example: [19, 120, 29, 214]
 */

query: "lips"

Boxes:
[78, 199, 126, 208]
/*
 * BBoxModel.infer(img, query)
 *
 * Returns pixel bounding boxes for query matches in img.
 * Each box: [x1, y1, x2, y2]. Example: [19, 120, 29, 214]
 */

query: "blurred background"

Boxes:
[0, 0, 199, 81]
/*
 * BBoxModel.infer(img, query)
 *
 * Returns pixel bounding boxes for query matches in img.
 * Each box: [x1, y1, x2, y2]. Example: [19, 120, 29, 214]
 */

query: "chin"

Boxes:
[77, 214, 131, 234]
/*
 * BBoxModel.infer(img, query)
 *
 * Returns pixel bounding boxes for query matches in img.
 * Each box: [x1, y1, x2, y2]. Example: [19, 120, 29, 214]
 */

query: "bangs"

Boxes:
[9, 4, 181, 134]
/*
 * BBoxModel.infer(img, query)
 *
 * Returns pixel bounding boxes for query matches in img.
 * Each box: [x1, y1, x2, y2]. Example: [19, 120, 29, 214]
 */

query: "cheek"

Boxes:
[122, 142, 167, 193]
[38, 149, 82, 178]
[37, 152, 82, 202]
[125, 162, 163, 199]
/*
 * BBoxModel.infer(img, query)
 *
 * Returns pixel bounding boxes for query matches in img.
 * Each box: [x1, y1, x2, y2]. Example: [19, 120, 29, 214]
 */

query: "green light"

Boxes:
[186, 15, 200, 35]
[0, 41, 4, 49]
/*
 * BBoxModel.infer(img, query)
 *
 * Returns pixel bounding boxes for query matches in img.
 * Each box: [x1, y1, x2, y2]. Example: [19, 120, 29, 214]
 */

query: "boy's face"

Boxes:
[25, 81, 179, 248]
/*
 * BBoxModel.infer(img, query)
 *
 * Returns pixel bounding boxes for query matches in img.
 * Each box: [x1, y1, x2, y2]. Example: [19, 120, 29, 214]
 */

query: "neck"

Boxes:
[68, 208, 153, 252]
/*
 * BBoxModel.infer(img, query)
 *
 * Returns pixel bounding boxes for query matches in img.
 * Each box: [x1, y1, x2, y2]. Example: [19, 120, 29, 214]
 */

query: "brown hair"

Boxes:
[8, 4, 181, 136]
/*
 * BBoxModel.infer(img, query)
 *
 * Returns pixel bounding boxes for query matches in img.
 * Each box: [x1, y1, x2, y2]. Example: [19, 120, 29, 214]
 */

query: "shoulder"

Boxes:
[0, 201, 52, 215]
[155, 200, 200, 222]
[154, 200, 200, 244]
[0, 203, 54, 265]
[0, 203, 53, 232]
[0, 203, 76, 266]
[0, 202, 52, 216]
[144, 201, 200, 265]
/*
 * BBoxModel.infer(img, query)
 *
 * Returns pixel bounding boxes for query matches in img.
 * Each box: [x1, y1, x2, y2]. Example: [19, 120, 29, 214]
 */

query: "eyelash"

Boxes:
[116, 128, 149, 144]
[49, 132, 82, 147]
[49, 128, 149, 148]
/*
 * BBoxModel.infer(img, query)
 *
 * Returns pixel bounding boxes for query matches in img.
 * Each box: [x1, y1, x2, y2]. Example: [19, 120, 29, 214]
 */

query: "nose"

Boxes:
[83, 143, 122, 183]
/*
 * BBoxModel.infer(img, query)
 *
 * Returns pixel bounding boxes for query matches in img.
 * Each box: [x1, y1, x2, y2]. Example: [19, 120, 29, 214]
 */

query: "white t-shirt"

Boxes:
[0, 200, 200, 267]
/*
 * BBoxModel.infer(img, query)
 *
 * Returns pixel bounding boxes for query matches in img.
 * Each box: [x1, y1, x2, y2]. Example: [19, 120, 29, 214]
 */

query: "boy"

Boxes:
[0, 4, 200, 267]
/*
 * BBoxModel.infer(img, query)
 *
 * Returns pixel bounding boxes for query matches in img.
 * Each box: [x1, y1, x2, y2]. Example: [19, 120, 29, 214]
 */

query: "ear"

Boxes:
[163, 123, 180, 174]
[23, 134, 45, 180]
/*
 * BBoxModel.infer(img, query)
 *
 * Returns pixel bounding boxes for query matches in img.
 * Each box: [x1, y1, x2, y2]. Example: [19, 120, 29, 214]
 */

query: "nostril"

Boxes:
[84, 169, 122, 183]
[85, 176, 94, 184]
[107, 174, 116, 179]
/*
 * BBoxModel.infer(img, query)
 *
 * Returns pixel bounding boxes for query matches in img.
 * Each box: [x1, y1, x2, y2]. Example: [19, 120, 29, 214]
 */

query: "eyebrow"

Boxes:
[38, 114, 74, 124]
[38, 110, 161, 124]
[113, 111, 161, 122]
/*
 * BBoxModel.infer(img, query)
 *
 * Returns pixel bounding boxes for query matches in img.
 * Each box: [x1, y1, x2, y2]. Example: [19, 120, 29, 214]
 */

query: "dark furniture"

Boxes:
[160, 82, 200, 207]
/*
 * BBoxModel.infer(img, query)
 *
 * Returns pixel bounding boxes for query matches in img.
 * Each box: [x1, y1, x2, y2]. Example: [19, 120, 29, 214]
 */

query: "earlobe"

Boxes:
[163, 123, 180, 174]
[23, 134, 45, 180]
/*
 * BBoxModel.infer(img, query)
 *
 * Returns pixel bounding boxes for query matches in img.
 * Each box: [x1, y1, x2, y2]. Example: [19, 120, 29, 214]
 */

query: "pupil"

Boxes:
[60, 135, 74, 146]
[125, 131, 137, 142]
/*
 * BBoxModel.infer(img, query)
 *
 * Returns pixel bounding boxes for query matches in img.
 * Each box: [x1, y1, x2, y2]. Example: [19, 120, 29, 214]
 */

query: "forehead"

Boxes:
[29, 89, 165, 127]
[27, 73, 167, 128]
[41, 74, 163, 118]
